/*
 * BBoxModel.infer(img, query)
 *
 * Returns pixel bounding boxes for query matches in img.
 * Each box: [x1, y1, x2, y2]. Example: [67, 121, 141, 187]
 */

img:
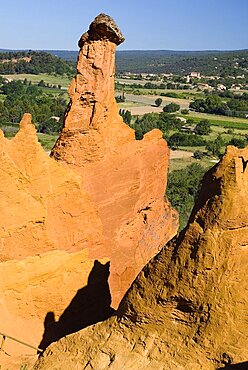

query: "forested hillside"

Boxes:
[1, 49, 247, 76]
[115, 49, 248, 75]
[0, 51, 74, 75]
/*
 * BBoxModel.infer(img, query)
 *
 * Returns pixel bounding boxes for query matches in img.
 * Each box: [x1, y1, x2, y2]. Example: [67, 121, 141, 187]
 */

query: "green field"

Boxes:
[169, 156, 214, 172]
[207, 125, 248, 139]
[181, 112, 248, 130]
[116, 85, 201, 100]
[37, 133, 59, 151]
[3, 73, 72, 89]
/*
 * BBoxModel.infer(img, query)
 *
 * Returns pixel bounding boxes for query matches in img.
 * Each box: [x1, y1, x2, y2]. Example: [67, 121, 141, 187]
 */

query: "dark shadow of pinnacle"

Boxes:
[39, 260, 116, 352]
[218, 362, 248, 369]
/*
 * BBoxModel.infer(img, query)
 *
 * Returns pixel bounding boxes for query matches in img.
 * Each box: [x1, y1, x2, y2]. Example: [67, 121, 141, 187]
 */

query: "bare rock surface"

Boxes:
[0, 14, 177, 368]
[34, 146, 248, 370]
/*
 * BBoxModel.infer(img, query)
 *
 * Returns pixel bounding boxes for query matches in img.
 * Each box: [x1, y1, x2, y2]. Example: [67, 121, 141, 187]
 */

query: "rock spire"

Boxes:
[50, 13, 178, 308]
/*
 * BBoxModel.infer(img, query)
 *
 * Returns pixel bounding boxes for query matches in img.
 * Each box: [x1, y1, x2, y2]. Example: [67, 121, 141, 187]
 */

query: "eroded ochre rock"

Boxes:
[0, 14, 177, 369]
[35, 146, 248, 370]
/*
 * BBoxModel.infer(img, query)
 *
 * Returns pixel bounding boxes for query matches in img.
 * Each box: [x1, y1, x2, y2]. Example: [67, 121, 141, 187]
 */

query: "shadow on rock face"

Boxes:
[218, 362, 248, 369]
[39, 260, 115, 352]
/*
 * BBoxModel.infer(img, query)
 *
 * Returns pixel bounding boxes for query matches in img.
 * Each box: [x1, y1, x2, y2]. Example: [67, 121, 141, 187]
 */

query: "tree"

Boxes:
[206, 135, 224, 157]
[194, 120, 211, 135]
[193, 150, 205, 159]
[155, 98, 162, 107]
[228, 137, 247, 148]
[116, 95, 125, 103]
[163, 103, 180, 113]
[119, 109, 132, 125]
[38, 80, 46, 87]
[189, 95, 228, 115]
[168, 132, 206, 148]
[167, 163, 207, 229]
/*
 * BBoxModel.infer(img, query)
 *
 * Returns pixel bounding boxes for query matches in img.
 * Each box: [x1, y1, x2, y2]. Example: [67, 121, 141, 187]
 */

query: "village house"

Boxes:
[197, 83, 213, 91]
[217, 83, 226, 91]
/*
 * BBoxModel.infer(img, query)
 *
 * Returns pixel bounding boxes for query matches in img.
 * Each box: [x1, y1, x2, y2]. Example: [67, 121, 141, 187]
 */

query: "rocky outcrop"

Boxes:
[35, 146, 248, 370]
[50, 13, 178, 307]
[0, 14, 177, 369]
[0, 113, 107, 368]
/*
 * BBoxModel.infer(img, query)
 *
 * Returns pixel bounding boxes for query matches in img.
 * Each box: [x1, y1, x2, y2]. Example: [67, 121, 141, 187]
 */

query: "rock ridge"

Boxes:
[34, 146, 248, 370]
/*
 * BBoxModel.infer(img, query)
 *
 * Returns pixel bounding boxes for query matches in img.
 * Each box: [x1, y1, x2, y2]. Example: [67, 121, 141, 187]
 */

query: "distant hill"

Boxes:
[0, 49, 247, 76]
[0, 50, 75, 75]
[0, 49, 78, 62]
[46, 50, 78, 61]
[43, 49, 248, 76]
[114, 49, 248, 75]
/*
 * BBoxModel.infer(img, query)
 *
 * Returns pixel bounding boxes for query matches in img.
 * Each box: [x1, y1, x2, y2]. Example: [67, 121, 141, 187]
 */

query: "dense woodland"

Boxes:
[0, 79, 65, 134]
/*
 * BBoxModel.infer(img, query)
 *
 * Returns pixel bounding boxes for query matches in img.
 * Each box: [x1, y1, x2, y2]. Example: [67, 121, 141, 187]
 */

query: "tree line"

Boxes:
[189, 93, 248, 118]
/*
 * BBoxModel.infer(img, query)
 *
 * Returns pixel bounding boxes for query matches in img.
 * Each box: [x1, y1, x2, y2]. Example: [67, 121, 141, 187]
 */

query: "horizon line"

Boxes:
[0, 48, 248, 53]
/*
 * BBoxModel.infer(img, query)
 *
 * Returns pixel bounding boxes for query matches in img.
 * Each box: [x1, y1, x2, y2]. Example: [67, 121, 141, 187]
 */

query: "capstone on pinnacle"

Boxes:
[78, 13, 125, 47]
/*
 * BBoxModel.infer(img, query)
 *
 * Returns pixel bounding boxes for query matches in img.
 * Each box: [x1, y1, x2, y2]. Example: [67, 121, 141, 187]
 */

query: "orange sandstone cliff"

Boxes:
[0, 114, 108, 368]
[0, 14, 177, 368]
[35, 146, 248, 370]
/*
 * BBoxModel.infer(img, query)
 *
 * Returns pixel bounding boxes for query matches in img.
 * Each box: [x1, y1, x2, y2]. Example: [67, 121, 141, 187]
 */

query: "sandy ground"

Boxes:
[127, 106, 163, 115]
[170, 150, 193, 159]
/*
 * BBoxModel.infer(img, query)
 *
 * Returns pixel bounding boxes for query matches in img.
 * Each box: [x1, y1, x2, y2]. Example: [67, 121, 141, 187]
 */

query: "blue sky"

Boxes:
[0, 0, 247, 51]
